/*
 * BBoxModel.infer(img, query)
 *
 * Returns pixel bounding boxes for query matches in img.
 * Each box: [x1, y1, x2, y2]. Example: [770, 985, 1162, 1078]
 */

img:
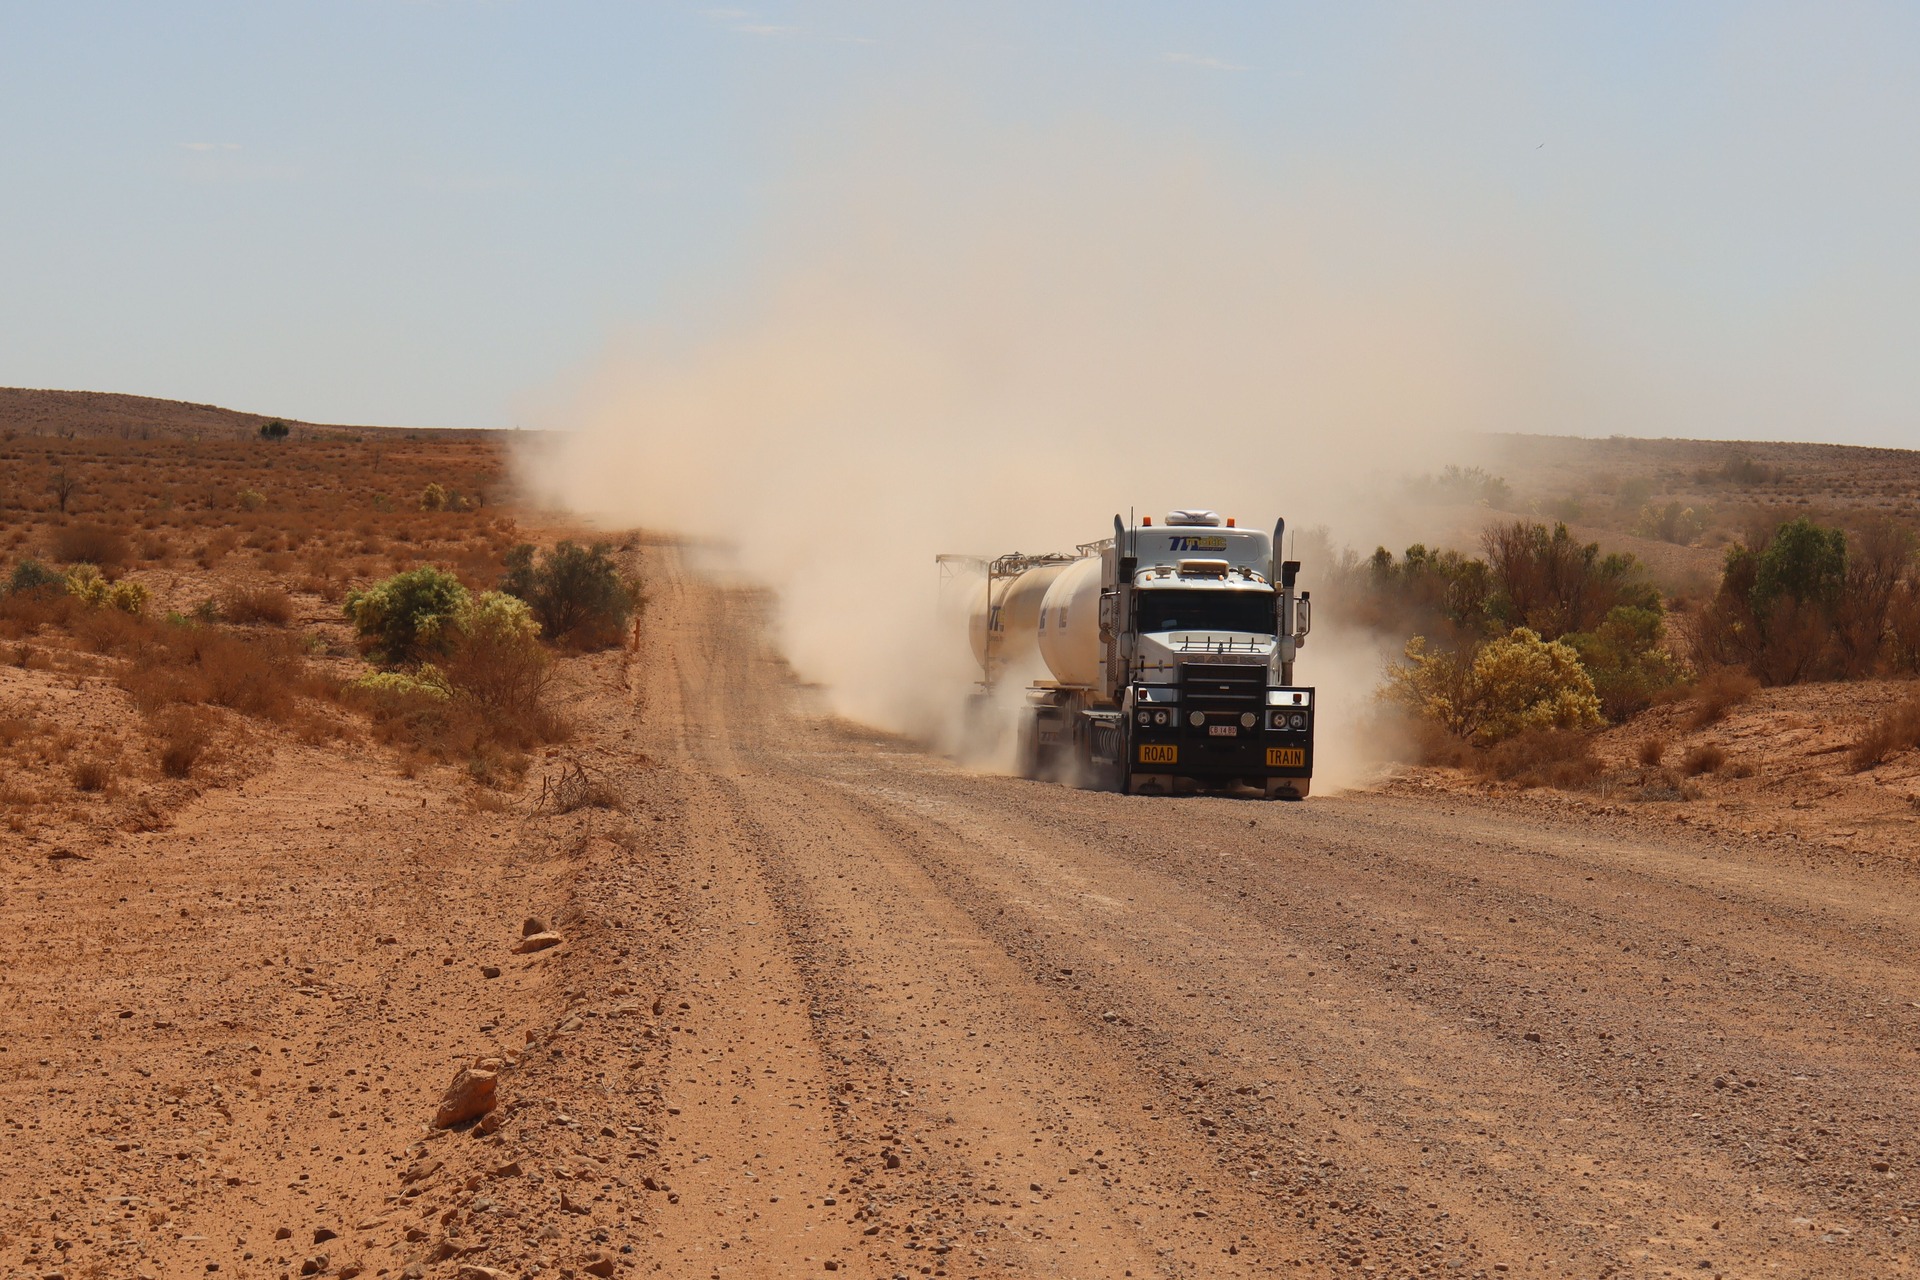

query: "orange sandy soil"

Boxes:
[1382, 677, 1920, 864]
[2, 392, 1918, 1280]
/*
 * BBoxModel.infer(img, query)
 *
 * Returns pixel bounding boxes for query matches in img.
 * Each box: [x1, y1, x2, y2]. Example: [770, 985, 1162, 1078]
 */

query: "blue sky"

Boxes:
[3, 2, 1918, 447]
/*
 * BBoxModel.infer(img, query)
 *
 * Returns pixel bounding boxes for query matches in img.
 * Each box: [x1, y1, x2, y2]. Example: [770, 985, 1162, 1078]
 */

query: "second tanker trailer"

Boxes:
[951, 508, 1314, 798]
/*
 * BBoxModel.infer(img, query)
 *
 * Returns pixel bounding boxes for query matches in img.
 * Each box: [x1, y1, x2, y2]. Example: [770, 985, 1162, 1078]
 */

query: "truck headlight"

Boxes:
[1137, 710, 1151, 726]
[1290, 712, 1306, 730]
[1154, 709, 1170, 726]
[1240, 712, 1256, 729]
[1188, 710, 1205, 728]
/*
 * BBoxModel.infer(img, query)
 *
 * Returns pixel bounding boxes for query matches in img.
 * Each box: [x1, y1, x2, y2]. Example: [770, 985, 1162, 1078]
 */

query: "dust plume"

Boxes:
[513, 125, 1539, 791]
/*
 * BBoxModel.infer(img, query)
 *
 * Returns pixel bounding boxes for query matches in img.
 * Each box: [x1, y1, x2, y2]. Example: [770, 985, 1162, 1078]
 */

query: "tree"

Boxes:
[344, 566, 471, 666]
[500, 541, 638, 648]
[259, 421, 290, 440]
[50, 470, 77, 514]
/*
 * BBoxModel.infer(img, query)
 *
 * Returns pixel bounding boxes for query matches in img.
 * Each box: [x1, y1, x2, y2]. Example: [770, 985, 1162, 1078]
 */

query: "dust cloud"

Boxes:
[513, 127, 1535, 792]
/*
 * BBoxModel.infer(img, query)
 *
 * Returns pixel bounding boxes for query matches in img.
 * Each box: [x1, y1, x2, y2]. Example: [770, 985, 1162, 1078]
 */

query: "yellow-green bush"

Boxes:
[63, 564, 148, 614]
[1389, 627, 1602, 745]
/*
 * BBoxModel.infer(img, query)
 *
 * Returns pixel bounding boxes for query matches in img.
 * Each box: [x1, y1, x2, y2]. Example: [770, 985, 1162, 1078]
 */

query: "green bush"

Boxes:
[501, 541, 637, 648]
[344, 566, 470, 666]
[1565, 605, 1689, 721]
[420, 483, 448, 512]
[440, 591, 551, 722]
[1389, 627, 1603, 745]
[7, 560, 62, 595]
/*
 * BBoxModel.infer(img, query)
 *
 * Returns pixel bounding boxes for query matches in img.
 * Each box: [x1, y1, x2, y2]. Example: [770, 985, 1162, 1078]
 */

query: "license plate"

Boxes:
[1267, 747, 1306, 767]
[1139, 744, 1178, 764]
[1208, 724, 1237, 737]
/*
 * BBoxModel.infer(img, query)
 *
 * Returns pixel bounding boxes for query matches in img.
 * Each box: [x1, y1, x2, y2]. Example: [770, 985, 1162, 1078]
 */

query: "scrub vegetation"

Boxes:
[0, 394, 641, 836]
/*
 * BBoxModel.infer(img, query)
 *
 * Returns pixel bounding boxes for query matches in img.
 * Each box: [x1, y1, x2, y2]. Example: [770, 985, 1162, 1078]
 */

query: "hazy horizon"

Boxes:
[5, 3, 1919, 451]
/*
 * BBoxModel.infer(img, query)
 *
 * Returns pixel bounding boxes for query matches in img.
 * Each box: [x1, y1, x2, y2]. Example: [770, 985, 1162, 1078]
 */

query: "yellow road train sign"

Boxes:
[1138, 744, 1178, 764]
[1267, 747, 1306, 767]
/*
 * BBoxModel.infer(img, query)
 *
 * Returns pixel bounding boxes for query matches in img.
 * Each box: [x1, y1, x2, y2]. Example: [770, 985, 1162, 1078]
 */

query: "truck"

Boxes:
[945, 508, 1314, 798]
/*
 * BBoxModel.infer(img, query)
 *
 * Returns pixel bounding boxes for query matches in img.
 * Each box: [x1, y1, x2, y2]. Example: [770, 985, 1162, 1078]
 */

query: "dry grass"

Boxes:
[219, 585, 294, 626]
[1637, 737, 1667, 766]
[1473, 729, 1602, 790]
[1679, 743, 1727, 776]
[1849, 691, 1920, 772]
[1686, 668, 1760, 729]
[50, 523, 130, 572]
[69, 758, 112, 792]
[153, 706, 216, 778]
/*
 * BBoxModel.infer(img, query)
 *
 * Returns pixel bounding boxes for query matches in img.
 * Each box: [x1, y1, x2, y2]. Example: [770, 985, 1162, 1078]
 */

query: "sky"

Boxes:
[3, 2, 1919, 448]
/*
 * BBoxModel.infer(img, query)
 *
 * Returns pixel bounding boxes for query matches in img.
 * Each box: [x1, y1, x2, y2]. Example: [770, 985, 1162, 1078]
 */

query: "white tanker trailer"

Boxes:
[949, 509, 1314, 798]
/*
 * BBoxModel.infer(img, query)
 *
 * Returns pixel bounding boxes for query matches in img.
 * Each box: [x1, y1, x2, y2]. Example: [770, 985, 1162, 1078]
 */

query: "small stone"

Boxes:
[1873, 1160, 1892, 1173]
[492, 1160, 523, 1178]
[583, 1253, 617, 1278]
[561, 1191, 590, 1215]
[1522, 1032, 1542, 1043]
[512, 932, 562, 955]
[401, 1157, 443, 1184]
[522, 917, 548, 937]
[275, 1227, 293, 1240]
[299, 1256, 327, 1276]
[433, 1066, 498, 1128]
[884, 1152, 901, 1170]
[314, 1227, 338, 1244]
[457, 1267, 510, 1280]
[339, 1266, 364, 1279]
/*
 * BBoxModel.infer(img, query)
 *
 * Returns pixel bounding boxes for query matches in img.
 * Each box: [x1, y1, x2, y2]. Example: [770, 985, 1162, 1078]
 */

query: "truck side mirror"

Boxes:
[1296, 593, 1311, 637]
[1281, 560, 1300, 589]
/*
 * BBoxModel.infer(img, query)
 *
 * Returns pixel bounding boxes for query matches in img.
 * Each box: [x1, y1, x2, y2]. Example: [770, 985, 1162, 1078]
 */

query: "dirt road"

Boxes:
[592, 548, 1916, 1280]
[7, 545, 1919, 1279]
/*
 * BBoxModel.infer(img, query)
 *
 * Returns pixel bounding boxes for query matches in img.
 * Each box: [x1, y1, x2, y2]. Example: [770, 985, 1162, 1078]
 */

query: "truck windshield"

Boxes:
[1136, 589, 1274, 635]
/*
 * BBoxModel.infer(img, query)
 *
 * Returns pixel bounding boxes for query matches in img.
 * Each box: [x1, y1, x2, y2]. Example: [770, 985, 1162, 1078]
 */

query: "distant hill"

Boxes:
[0, 387, 492, 440]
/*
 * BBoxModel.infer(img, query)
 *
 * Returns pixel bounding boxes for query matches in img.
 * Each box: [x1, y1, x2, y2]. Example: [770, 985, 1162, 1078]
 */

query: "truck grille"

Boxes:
[1180, 662, 1266, 714]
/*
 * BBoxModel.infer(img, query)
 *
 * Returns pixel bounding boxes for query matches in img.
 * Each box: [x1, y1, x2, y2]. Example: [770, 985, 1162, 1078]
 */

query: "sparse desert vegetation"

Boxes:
[0, 390, 644, 839]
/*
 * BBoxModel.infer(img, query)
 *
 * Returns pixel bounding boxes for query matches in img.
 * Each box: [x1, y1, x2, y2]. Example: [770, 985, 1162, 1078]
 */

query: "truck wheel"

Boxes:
[1015, 713, 1042, 781]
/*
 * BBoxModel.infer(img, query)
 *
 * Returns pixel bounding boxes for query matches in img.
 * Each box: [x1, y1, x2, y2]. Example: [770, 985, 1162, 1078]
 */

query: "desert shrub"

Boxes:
[344, 565, 470, 666]
[119, 624, 309, 721]
[153, 707, 215, 778]
[1691, 516, 1915, 684]
[501, 541, 639, 649]
[1638, 738, 1666, 766]
[420, 482, 448, 512]
[6, 560, 61, 594]
[1684, 667, 1760, 729]
[1482, 521, 1659, 638]
[1564, 605, 1689, 721]
[220, 585, 294, 626]
[1409, 464, 1512, 509]
[1359, 543, 1492, 645]
[440, 591, 550, 723]
[1888, 584, 1920, 675]
[1848, 691, 1920, 772]
[51, 523, 129, 570]
[237, 489, 267, 512]
[343, 666, 453, 707]
[70, 758, 112, 792]
[1388, 627, 1603, 745]
[259, 421, 289, 440]
[1474, 728, 1600, 789]
[1634, 500, 1704, 546]
[62, 564, 147, 614]
[1680, 743, 1726, 776]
